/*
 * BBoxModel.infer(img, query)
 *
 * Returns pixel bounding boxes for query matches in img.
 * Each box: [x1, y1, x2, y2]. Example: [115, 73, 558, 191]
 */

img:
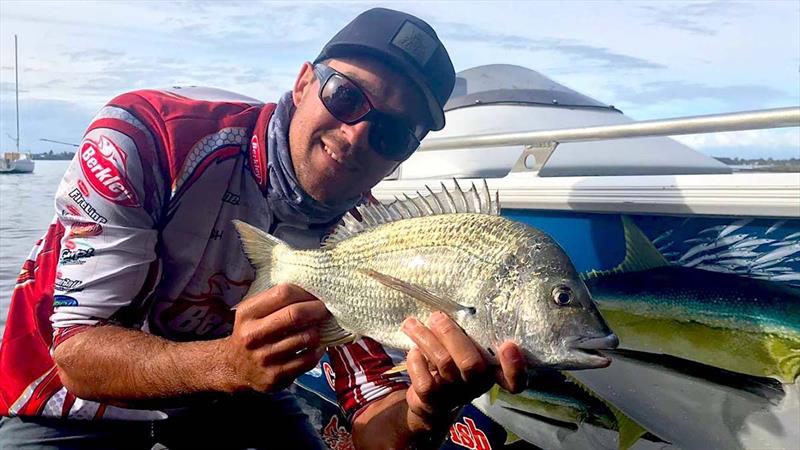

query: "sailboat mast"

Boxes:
[14, 34, 19, 153]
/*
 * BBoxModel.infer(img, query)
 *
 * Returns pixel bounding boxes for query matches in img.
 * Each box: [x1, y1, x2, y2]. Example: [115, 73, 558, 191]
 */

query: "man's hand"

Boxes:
[402, 311, 527, 435]
[220, 284, 331, 393]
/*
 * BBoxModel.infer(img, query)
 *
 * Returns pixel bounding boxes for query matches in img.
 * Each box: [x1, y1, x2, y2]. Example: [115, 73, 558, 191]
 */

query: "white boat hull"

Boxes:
[0, 157, 34, 173]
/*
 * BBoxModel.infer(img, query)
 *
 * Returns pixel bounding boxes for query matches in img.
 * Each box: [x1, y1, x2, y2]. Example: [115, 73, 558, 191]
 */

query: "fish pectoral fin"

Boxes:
[319, 317, 357, 347]
[488, 384, 501, 405]
[615, 411, 648, 450]
[383, 361, 408, 375]
[359, 269, 475, 317]
[504, 429, 522, 445]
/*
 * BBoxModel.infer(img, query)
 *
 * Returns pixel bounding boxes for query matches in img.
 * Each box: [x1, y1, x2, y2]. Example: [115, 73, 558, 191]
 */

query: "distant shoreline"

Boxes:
[31, 152, 74, 161]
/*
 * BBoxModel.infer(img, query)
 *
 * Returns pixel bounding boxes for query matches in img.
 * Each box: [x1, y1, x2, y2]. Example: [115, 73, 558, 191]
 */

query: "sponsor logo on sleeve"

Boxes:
[68, 222, 103, 239]
[322, 362, 336, 390]
[77, 179, 90, 197]
[78, 135, 140, 207]
[54, 276, 83, 292]
[449, 417, 492, 450]
[60, 244, 96, 265]
[222, 190, 240, 205]
[53, 295, 79, 307]
[68, 188, 108, 224]
[249, 135, 266, 188]
[151, 273, 250, 339]
[321, 416, 355, 450]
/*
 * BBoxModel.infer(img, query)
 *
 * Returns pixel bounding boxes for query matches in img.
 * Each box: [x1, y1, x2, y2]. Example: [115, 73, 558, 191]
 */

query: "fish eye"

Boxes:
[552, 285, 573, 306]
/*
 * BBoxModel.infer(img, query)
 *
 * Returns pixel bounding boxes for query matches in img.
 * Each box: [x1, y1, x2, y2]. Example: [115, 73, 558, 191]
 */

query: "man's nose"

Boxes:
[339, 120, 371, 151]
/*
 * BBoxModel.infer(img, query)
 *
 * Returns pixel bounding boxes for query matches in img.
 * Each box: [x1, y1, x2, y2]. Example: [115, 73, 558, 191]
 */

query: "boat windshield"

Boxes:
[445, 64, 617, 112]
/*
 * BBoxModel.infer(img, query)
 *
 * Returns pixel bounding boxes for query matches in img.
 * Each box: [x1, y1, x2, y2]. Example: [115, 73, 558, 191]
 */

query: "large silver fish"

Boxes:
[235, 181, 617, 370]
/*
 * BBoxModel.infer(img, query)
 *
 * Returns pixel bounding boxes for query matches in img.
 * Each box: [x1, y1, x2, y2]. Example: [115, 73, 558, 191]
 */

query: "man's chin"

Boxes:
[300, 170, 357, 205]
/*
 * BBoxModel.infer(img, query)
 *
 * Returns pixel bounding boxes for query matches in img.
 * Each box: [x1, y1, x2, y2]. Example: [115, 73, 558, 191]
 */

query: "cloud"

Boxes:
[675, 128, 800, 149]
[155, 2, 363, 48]
[0, 82, 28, 94]
[65, 49, 126, 62]
[611, 80, 788, 109]
[0, 97, 96, 153]
[638, 1, 753, 36]
[436, 21, 665, 71]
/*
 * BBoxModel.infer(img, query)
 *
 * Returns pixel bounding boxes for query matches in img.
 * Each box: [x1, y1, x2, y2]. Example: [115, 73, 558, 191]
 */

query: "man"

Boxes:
[0, 8, 526, 449]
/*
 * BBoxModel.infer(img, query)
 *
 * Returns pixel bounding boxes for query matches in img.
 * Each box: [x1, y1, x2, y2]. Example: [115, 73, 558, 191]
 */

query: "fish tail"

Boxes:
[233, 220, 291, 283]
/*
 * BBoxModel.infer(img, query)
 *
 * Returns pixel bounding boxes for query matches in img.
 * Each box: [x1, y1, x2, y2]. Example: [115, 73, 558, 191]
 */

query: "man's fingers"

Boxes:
[266, 327, 322, 359]
[262, 299, 331, 337]
[236, 300, 329, 349]
[427, 312, 488, 384]
[406, 348, 437, 419]
[265, 347, 327, 391]
[495, 341, 527, 394]
[237, 284, 317, 319]
[402, 317, 460, 383]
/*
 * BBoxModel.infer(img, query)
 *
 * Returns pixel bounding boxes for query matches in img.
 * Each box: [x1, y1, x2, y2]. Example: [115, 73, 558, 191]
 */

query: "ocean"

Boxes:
[0, 160, 71, 338]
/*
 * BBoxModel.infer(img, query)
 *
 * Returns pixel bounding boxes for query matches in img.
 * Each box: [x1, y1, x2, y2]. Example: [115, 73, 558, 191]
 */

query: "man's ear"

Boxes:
[292, 62, 315, 107]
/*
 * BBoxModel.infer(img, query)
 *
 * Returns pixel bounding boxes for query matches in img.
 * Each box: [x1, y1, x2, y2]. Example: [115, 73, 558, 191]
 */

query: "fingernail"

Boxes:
[503, 346, 522, 363]
[428, 312, 447, 327]
[402, 317, 419, 331]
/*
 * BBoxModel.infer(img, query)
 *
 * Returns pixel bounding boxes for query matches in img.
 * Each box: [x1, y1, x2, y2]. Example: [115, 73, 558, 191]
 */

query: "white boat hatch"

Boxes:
[398, 64, 731, 180]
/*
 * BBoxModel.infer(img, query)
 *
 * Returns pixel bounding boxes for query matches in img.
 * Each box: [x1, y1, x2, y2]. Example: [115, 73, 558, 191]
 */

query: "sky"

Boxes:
[0, 0, 798, 159]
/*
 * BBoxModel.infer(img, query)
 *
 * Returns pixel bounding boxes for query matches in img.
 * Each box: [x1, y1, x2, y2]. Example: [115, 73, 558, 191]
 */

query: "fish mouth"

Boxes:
[568, 333, 619, 351]
[564, 334, 619, 369]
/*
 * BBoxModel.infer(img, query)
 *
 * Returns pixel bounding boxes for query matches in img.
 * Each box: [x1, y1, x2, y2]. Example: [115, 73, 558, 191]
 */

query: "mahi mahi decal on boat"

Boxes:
[645, 217, 800, 287]
[583, 216, 800, 383]
[487, 371, 652, 450]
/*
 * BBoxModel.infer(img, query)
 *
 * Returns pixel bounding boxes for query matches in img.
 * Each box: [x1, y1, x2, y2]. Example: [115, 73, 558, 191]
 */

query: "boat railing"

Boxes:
[418, 106, 800, 172]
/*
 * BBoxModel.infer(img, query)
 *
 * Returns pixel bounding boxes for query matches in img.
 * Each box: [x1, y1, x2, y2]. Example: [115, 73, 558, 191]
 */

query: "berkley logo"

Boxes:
[449, 417, 492, 450]
[79, 136, 140, 207]
[250, 135, 266, 189]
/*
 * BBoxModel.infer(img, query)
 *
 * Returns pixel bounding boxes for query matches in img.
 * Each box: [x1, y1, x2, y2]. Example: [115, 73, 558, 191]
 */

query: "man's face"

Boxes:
[289, 57, 427, 204]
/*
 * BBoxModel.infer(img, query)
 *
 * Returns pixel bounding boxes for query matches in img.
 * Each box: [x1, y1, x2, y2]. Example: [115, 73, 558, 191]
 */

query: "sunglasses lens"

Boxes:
[320, 74, 370, 123]
[369, 119, 420, 161]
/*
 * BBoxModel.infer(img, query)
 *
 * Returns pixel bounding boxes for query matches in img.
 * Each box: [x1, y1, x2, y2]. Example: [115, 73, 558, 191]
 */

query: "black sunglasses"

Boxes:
[312, 63, 427, 161]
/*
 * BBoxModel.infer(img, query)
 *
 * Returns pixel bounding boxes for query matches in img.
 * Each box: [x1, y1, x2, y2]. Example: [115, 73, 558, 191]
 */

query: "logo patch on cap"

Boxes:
[391, 20, 437, 67]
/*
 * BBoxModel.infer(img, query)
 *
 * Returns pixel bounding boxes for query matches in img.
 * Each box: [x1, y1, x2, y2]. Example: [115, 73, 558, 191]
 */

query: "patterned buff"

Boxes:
[266, 92, 364, 226]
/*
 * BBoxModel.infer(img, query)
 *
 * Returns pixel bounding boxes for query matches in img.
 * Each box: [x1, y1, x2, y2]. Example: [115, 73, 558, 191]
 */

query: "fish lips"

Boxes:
[563, 334, 620, 368]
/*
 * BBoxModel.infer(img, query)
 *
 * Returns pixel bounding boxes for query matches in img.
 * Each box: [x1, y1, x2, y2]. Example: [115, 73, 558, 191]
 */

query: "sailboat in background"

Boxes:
[1, 34, 35, 174]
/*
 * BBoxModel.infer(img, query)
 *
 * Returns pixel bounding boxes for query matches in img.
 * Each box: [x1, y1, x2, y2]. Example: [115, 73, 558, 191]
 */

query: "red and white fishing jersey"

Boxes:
[0, 87, 407, 421]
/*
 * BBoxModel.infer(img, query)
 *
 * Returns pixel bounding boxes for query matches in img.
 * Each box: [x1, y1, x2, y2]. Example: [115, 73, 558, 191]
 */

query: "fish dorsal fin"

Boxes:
[582, 215, 669, 280]
[323, 179, 500, 248]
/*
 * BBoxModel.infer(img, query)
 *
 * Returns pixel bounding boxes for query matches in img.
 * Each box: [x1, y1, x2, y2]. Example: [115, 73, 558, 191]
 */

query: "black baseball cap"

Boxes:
[314, 8, 455, 131]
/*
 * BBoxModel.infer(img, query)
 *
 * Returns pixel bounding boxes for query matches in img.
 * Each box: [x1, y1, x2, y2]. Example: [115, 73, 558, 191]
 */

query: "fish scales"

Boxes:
[236, 182, 617, 370]
[272, 214, 524, 349]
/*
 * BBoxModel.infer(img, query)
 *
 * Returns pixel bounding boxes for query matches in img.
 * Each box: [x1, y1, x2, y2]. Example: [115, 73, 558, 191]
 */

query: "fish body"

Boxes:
[476, 373, 654, 450]
[569, 349, 798, 450]
[236, 182, 617, 370]
[586, 216, 800, 382]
